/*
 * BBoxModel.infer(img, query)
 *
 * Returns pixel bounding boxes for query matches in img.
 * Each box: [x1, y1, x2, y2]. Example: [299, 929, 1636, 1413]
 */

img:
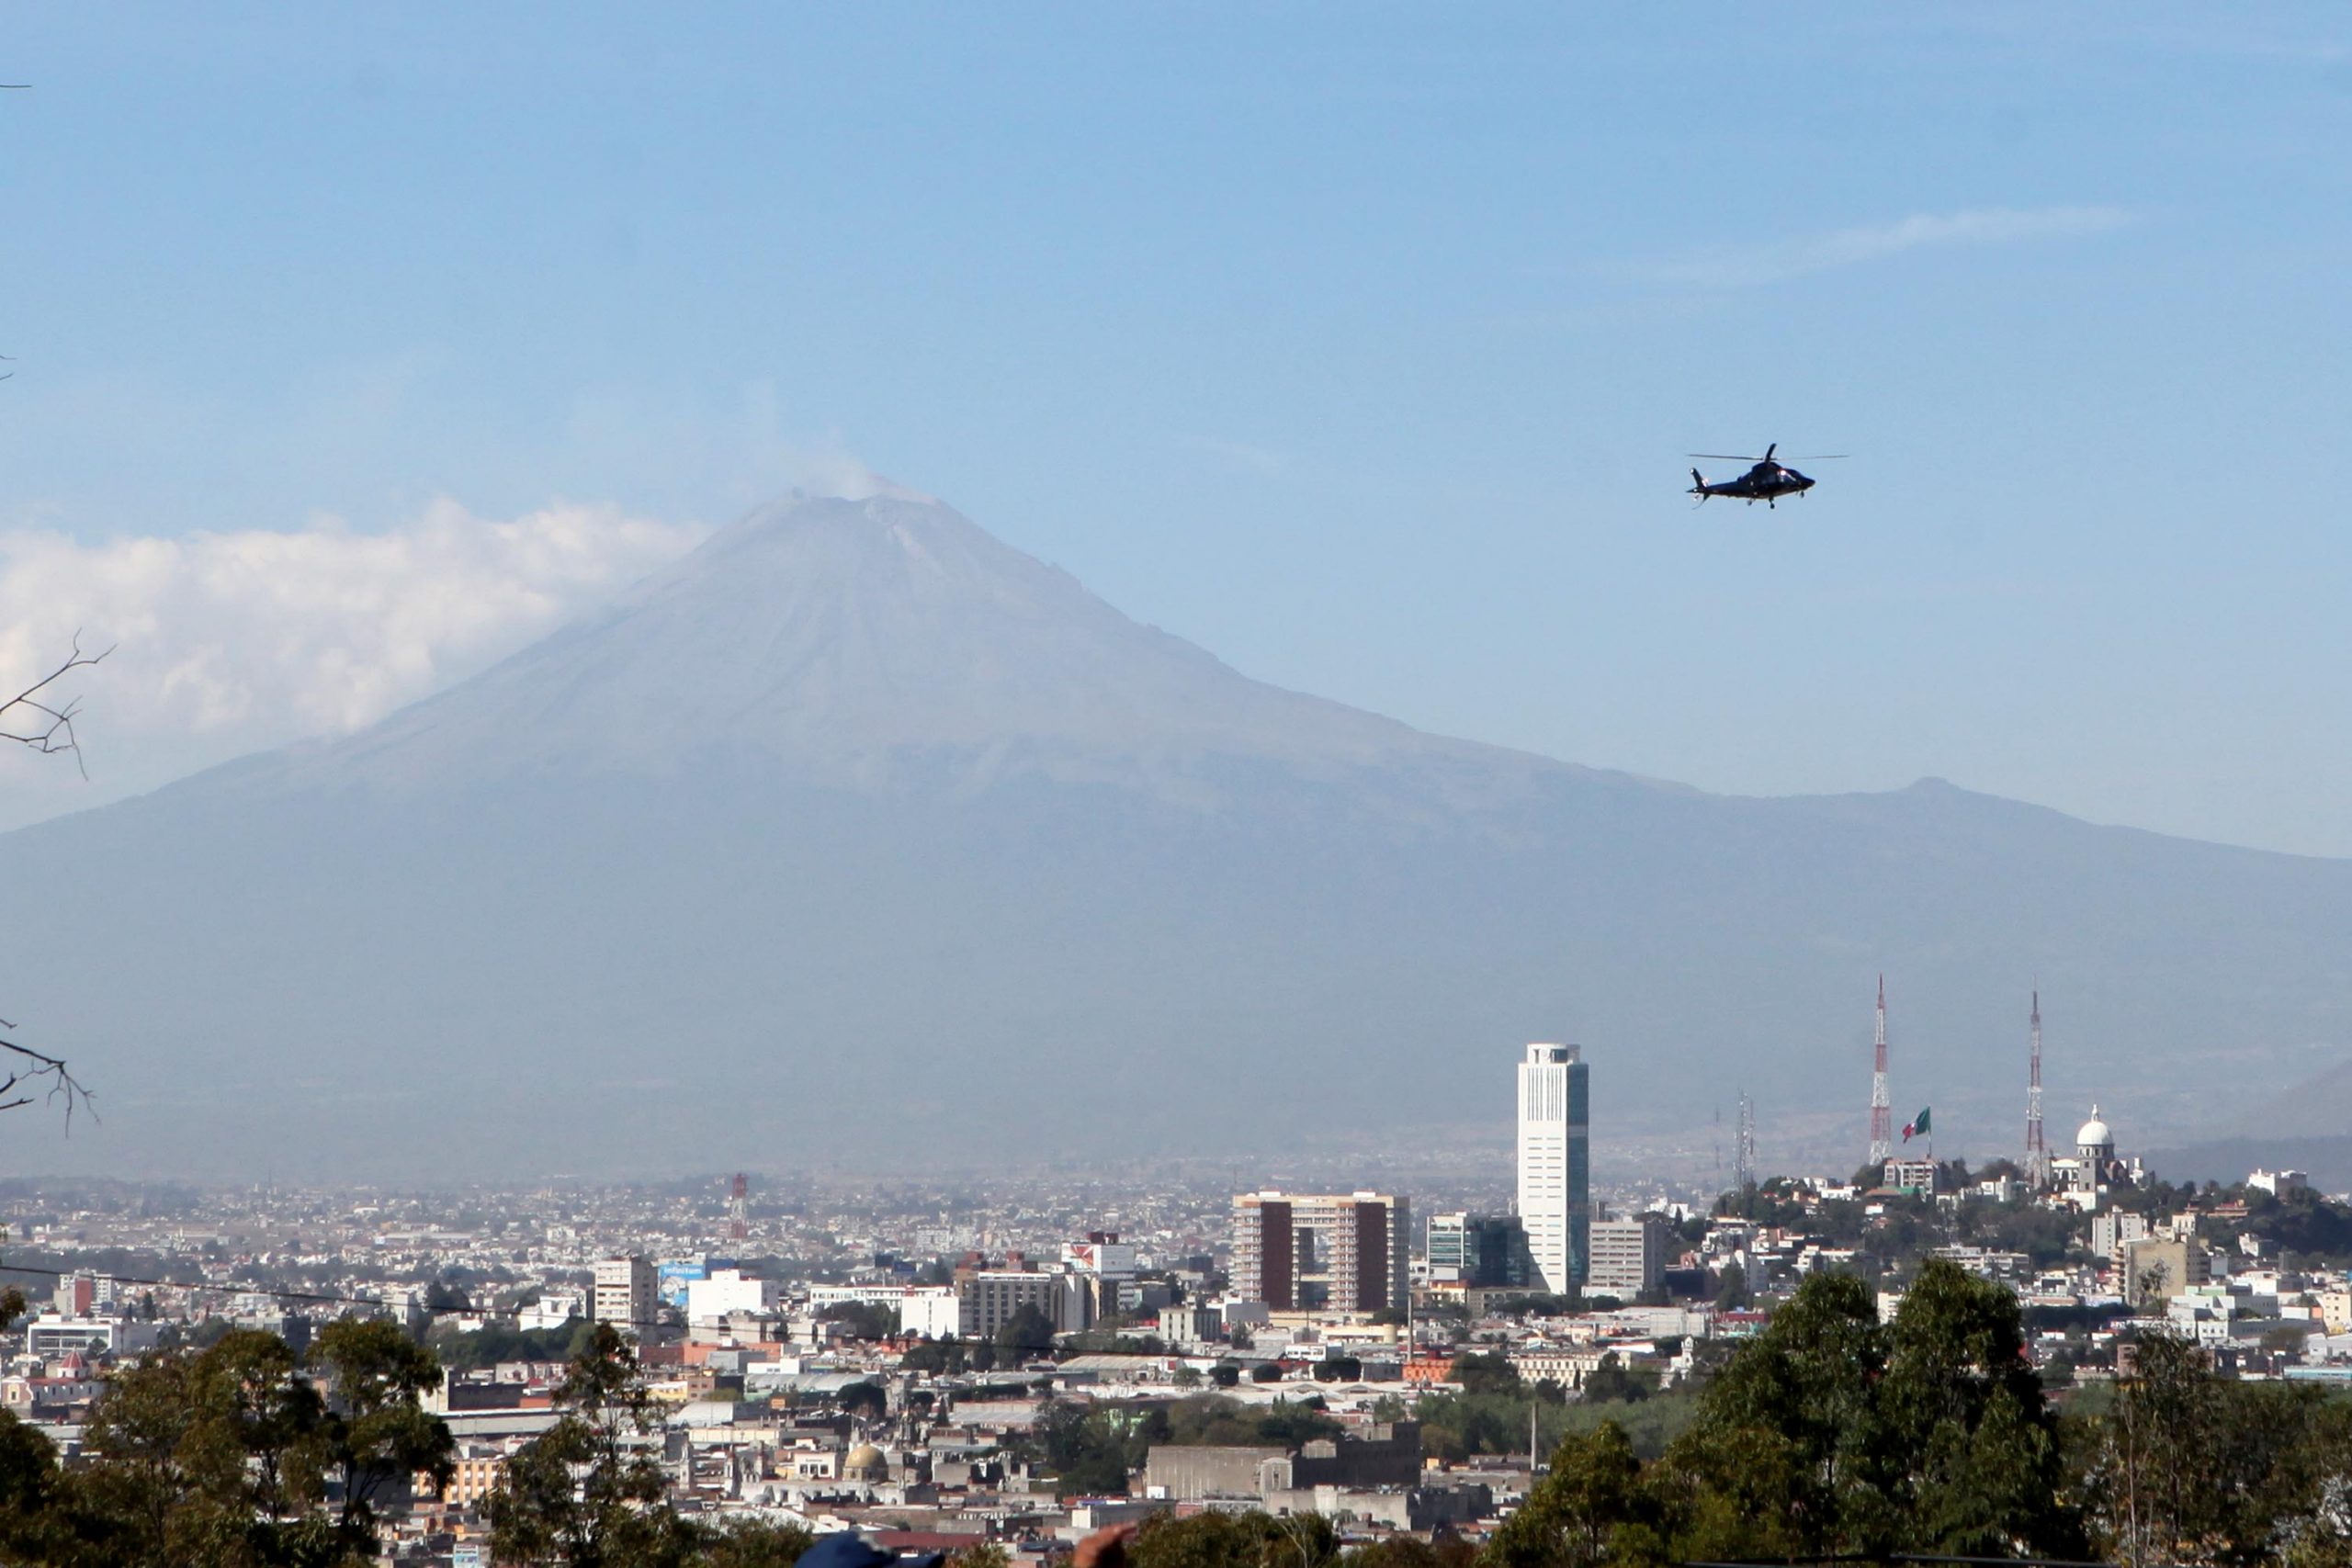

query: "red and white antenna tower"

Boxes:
[728, 1173, 750, 1243]
[2024, 990, 2051, 1190]
[1868, 976, 1893, 1166]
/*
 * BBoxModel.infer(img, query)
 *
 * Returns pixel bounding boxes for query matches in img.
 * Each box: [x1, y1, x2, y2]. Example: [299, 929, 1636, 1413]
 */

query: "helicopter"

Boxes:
[1687, 444, 1844, 507]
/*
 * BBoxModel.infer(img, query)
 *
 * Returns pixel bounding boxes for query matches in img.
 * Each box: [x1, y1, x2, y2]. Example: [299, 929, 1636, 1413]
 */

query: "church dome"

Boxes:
[843, 1443, 888, 1482]
[2076, 1106, 2112, 1148]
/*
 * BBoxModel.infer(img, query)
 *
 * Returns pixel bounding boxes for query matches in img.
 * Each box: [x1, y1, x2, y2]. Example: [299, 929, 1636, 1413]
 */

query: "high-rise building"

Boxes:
[593, 1256, 656, 1337]
[1230, 1191, 1409, 1313]
[1587, 1213, 1670, 1298]
[1517, 1043, 1589, 1293]
[1426, 1213, 1532, 1290]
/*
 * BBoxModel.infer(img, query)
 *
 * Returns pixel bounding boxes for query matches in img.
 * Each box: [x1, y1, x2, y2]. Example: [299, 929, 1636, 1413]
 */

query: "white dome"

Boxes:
[2076, 1105, 2112, 1147]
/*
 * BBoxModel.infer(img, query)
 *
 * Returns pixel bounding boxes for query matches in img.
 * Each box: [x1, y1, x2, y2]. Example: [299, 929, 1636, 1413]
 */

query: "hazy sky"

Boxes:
[5, 6, 2352, 851]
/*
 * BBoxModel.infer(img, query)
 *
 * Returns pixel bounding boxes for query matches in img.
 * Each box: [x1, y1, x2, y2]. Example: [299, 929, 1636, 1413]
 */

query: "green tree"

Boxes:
[75, 1327, 332, 1566]
[1484, 1420, 1653, 1568]
[1681, 1270, 1883, 1554]
[817, 1301, 900, 1341]
[1876, 1258, 2076, 1556]
[1453, 1352, 1521, 1398]
[2079, 1330, 2352, 1568]
[1711, 1261, 1750, 1311]
[310, 1317, 454, 1545]
[837, 1382, 889, 1423]
[1657, 1261, 2079, 1561]
[994, 1304, 1057, 1362]
[1347, 1540, 1477, 1568]
[0, 1412, 69, 1565]
[695, 1517, 818, 1566]
[900, 1337, 969, 1376]
[1580, 1354, 1653, 1406]
[1127, 1508, 1336, 1568]
[487, 1324, 697, 1568]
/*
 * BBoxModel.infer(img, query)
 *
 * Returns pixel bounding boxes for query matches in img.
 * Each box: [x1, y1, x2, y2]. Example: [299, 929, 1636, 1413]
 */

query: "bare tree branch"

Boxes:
[0, 632, 112, 779]
[0, 1037, 95, 1133]
[0, 636, 107, 1126]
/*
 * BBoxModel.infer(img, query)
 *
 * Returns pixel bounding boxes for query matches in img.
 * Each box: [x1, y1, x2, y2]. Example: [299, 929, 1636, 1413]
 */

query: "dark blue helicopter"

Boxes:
[1688, 444, 1844, 507]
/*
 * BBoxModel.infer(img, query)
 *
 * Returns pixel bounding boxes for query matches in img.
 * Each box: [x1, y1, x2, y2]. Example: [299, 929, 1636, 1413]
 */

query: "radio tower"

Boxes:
[1868, 976, 1893, 1166]
[2024, 990, 2051, 1190]
[1734, 1092, 1758, 1193]
[727, 1173, 750, 1243]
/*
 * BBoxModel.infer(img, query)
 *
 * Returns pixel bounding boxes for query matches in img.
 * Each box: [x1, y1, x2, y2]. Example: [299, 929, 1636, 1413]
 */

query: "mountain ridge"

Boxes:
[0, 486, 2345, 1180]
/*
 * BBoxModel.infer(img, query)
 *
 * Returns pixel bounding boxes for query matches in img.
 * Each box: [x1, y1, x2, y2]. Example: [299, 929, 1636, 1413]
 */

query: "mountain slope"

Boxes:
[0, 490, 2345, 1179]
[228, 491, 1573, 809]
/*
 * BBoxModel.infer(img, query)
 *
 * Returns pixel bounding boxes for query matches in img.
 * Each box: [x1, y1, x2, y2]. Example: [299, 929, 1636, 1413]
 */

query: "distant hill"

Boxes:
[1, 489, 2346, 1179]
[2142, 1138, 2352, 1193]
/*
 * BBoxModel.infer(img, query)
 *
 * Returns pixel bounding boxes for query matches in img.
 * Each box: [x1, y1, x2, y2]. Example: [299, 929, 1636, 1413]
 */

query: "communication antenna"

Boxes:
[728, 1173, 750, 1243]
[2024, 990, 2051, 1190]
[1734, 1093, 1758, 1194]
[1867, 976, 1893, 1167]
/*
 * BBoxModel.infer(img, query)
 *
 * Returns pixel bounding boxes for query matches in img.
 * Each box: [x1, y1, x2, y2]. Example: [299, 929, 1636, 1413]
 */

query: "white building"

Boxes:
[686, 1269, 778, 1323]
[1063, 1237, 1139, 1277]
[517, 1292, 585, 1333]
[25, 1316, 161, 1359]
[1517, 1043, 1589, 1293]
[593, 1256, 656, 1338]
[806, 1283, 962, 1339]
[2049, 1106, 2146, 1210]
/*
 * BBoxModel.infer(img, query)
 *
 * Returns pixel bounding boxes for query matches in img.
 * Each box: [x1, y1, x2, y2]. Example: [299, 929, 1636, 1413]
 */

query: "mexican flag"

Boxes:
[1902, 1107, 1932, 1142]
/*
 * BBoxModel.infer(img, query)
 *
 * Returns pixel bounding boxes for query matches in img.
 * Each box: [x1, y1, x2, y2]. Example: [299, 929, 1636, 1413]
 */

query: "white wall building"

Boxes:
[517, 1292, 585, 1333]
[593, 1256, 656, 1338]
[1517, 1043, 1589, 1294]
[686, 1269, 778, 1323]
[26, 1317, 162, 1358]
[806, 1283, 961, 1339]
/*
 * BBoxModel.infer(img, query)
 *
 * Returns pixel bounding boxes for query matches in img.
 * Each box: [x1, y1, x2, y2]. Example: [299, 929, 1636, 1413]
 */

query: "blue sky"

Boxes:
[5, 5, 2352, 851]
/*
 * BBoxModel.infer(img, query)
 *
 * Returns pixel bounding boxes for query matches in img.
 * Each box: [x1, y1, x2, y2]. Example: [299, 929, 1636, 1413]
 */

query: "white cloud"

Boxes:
[1640, 206, 2133, 289]
[0, 500, 708, 827]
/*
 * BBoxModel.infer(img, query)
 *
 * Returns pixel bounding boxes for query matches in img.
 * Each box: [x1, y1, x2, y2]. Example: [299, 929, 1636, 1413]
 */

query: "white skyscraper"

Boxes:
[1516, 1043, 1589, 1294]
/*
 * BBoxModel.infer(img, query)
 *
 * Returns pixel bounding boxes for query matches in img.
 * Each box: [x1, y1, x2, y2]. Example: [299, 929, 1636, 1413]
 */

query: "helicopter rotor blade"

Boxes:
[1690, 451, 1849, 460]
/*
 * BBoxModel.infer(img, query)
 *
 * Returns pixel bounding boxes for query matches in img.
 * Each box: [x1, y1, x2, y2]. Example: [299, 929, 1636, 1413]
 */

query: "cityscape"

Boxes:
[0, 1018, 2335, 1562]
